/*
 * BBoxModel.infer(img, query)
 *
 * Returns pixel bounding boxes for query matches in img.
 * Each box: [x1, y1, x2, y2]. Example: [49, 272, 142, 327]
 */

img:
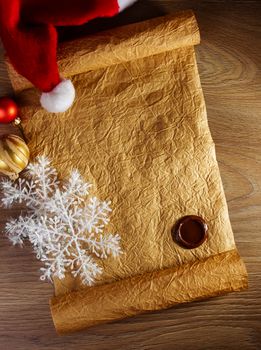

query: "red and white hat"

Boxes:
[0, 0, 137, 113]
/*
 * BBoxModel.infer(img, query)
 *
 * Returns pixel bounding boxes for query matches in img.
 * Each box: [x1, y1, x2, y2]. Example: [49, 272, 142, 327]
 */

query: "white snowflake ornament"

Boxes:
[1, 156, 122, 286]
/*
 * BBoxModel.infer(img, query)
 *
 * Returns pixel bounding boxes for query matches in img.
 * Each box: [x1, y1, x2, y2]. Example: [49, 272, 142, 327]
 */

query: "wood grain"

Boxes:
[0, 1, 261, 349]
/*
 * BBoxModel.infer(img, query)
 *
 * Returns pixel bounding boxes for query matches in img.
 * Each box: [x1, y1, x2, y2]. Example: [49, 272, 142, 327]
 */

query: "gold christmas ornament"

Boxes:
[0, 134, 29, 180]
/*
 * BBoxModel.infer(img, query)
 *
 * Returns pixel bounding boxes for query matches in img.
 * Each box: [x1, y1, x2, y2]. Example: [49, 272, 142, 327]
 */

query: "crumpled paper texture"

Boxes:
[7, 10, 248, 334]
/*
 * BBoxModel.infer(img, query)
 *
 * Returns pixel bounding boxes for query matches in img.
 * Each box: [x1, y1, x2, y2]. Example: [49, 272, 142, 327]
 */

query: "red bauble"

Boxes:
[0, 97, 19, 124]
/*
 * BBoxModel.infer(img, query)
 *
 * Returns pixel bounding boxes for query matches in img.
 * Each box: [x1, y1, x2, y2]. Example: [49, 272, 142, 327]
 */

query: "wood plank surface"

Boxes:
[0, 1, 260, 349]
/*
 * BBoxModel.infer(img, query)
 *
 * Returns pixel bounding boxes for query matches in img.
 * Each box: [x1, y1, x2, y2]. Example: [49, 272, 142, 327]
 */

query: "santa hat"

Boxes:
[0, 0, 137, 113]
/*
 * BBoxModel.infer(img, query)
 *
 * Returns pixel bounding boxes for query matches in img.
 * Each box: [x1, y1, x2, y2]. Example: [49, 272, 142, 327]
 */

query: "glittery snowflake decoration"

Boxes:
[1, 156, 122, 285]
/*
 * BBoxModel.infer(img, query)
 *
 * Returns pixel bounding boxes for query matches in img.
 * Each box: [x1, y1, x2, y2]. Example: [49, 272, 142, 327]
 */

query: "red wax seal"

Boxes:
[0, 97, 19, 124]
[172, 215, 208, 249]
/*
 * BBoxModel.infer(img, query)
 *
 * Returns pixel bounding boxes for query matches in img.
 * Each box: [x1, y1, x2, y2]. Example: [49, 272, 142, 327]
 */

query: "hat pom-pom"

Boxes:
[40, 79, 75, 113]
[118, 0, 137, 12]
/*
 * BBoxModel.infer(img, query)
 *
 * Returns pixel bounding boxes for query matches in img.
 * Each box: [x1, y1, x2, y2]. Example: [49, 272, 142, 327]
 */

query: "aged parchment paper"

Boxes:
[7, 11, 247, 334]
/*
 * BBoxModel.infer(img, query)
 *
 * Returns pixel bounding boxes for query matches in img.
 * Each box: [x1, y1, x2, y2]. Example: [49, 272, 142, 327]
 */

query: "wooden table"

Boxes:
[0, 1, 260, 349]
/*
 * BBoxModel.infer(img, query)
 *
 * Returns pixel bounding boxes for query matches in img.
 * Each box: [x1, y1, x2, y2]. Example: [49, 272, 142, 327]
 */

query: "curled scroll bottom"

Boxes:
[50, 249, 248, 334]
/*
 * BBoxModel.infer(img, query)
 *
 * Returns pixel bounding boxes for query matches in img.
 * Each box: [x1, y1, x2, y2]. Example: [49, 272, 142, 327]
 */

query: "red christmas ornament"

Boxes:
[0, 97, 18, 124]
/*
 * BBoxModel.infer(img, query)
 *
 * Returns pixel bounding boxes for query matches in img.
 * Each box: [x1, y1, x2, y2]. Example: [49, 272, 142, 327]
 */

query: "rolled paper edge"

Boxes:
[6, 10, 200, 93]
[50, 249, 248, 335]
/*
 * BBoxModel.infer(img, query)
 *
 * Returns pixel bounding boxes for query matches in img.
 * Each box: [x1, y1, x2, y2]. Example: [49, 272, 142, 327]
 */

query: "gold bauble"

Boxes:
[0, 134, 29, 180]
